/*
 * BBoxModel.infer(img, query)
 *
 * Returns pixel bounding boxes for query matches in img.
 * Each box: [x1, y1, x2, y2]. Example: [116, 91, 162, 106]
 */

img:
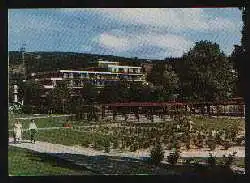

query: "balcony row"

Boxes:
[43, 78, 146, 89]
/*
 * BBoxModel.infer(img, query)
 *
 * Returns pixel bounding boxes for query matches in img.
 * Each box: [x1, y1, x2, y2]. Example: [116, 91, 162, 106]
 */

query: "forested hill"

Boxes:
[9, 51, 174, 73]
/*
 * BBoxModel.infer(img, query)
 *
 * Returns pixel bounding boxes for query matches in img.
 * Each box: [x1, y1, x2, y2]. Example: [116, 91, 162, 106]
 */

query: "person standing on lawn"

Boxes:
[13, 120, 23, 143]
[29, 119, 38, 143]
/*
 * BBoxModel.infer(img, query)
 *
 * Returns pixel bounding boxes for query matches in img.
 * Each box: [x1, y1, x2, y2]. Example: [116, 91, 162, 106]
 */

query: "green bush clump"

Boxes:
[103, 138, 110, 153]
[112, 139, 119, 149]
[184, 158, 194, 165]
[207, 153, 216, 167]
[167, 148, 180, 165]
[222, 152, 237, 167]
[194, 136, 203, 148]
[81, 138, 90, 147]
[221, 140, 232, 150]
[150, 142, 164, 166]
[206, 136, 216, 151]
[129, 143, 138, 152]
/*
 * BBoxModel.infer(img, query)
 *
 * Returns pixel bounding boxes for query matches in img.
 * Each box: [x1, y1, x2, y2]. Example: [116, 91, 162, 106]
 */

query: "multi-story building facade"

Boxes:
[26, 59, 147, 96]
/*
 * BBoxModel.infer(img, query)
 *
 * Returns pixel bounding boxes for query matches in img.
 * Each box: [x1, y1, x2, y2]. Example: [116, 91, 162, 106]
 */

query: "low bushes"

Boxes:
[222, 152, 237, 167]
[206, 136, 216, 151]
[207, 153, 216, 167]
[150, 142, 164, 166]
[103, 138, 111, 153]
[221, 140, 232, 150]
[167, 148, 180, 165]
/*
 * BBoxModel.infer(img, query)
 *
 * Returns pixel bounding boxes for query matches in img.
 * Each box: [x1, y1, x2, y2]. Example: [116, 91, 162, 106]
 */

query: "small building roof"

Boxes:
[108, 65, 142, 69]
[98, 61, 119, 64]
[104, 102, 186, 107]
[59, 70, 144, 75]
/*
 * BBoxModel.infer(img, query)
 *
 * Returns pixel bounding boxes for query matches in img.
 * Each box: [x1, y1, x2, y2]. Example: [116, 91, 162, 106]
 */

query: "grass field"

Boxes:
[21, 128, 106, 149]
[8, 113, 69, 129]
[8, 146, 94, 175]
[9, 112, 245, 130]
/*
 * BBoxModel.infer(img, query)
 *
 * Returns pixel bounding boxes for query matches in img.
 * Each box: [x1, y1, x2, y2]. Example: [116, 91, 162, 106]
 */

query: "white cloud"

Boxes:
[85, 8, 237, 32]
[96, 30, 194, 57]
[144, 34, 194, 51]
[98, 33, 130, 52]
[138, 33, 194, 57]
[55, 8, 239, 33]
[207, 17, 237, 31]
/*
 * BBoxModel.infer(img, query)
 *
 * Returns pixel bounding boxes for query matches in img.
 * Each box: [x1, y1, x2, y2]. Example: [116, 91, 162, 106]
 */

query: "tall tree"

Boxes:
[230, 45, 244, 97]
[79, 82, 99, 104]
[20, 80, 44, 113]
[238, 3, 249, 99]
[147, 63, 180, 100]
[177, 40, 235, 102]
[47, 80, 72, 113]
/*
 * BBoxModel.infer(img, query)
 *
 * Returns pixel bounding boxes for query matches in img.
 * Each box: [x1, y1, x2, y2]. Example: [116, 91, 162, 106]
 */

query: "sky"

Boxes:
[8, 8, 243, 60]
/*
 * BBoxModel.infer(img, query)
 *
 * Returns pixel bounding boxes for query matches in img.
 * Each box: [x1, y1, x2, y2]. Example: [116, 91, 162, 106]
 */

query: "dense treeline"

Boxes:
[8, 51, 152, 74]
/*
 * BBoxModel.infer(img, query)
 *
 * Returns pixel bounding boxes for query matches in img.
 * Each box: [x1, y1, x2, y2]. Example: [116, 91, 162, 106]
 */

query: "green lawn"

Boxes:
[21, 128, 89, 146]
[21, 128, 108, 150]
[8, 146, 94, 176]
[8, 114, 69, 129]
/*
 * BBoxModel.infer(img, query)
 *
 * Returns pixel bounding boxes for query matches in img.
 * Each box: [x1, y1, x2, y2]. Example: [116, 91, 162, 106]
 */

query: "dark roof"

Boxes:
[104, 102, 186, 107]
[104, 98, 244, 107]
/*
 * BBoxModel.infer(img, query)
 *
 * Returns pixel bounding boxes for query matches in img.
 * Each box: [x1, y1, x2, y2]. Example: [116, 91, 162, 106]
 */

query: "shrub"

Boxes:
[194, 135, 203, 148]
[184, 158, 194, 165]
[222, 152, 237, 167]
[185, 141, 190, 150]
[150, 142, 164, 166]
[183, 132, 191, 150]
[93, 134, 104, 151]
[236, 136, 244, 146]
[206, 136, 216, 151]
[112, 139, 119, 149]
[103, 138, 110, 153]
[229, 127, 238, 142]
[221, 140, 231, 150]
[129, 143, 138, 152]
[81, 138, 90, 147]
[142, 141, 150, 149]
[207, 153, 216, 167]
[167, 148, 180, 165]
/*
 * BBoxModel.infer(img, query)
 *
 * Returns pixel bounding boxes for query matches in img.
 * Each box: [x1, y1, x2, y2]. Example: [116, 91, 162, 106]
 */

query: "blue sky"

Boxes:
[8, 8, 242, 59]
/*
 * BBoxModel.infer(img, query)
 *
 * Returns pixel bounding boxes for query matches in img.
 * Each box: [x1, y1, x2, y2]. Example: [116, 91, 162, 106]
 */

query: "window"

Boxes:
[63, 73, 68, 78]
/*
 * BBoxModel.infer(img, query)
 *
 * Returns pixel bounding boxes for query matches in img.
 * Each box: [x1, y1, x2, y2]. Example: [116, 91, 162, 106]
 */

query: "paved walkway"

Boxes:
[8, 138, 245, 174]
[15, 114, 75, 120]
[8, 137, 245, 158]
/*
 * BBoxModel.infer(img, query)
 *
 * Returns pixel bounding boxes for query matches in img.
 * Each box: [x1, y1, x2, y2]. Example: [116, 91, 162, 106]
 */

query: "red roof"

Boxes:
[105, 102, 186, 107]
[104, 99, 244, 107]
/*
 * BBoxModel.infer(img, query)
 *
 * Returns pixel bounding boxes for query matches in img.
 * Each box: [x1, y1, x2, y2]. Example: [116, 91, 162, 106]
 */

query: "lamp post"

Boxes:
[21, 50, 41, 106]
[62, 99, 66, 114]
[22, 51, 41, 82]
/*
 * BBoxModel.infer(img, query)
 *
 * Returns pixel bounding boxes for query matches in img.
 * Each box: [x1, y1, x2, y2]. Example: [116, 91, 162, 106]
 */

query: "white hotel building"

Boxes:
[29, 60, 147, 93]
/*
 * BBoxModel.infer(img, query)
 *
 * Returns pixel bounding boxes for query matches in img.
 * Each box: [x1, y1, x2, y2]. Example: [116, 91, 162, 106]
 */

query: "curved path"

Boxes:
[8, 138, 245, 174]
[8, 137, 245, 158]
